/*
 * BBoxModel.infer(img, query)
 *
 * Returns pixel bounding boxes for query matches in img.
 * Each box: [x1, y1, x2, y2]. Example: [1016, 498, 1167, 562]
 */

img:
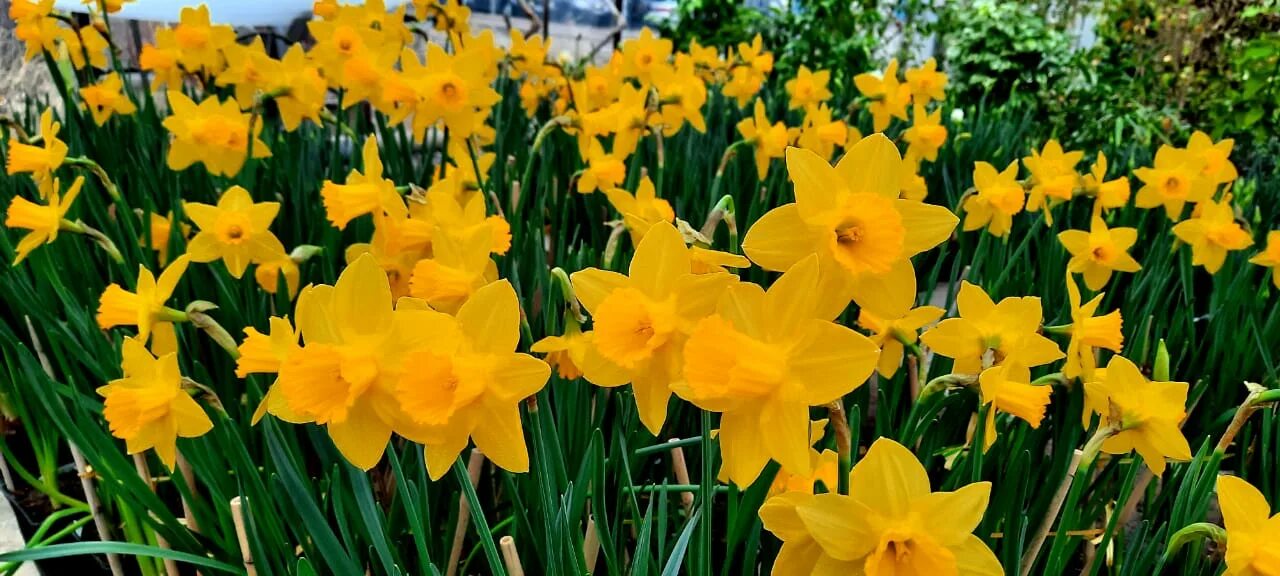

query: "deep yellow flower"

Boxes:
[1023, 139, 1082, 222]
[619, 27, 672, 87]
[14, 11, 78, 66]
[687, 38, 724, 82]
[531, 320, 592, 380]
[742, 137, 957, 319]
[97, 256, 190, 344]
[765, 421, 838, 497]
[962, 160, 1024, 238]
[5, 109, 67, 186]
[97, 338, 212, 468]
[4, 175, 82, 265]
[409, 225, 498, 314]
[737, 34, 774, 78]
[677, 255, 879, 487]
[606, 85, 654, 160]
[9, 0, 53, 21]
[1134, 145, 1213, 221]
[1062, 274, 1123, 381]
[796, 103, 848, 161]
[216, 37, 278, 106]
[1083, 355, 1191, 475]
[921, 281, 1064, 375]
[766, 437, 1003, 575]
[902, 104, 947, 163]
[143, 211, 188, 266]
[1217, 475, 1280, 576]
[1186, 130, 1237, 187]
[271, 45, 327, 131]
[184, 186, 282, 279]
[577, 139, 626, 194]
[163, 91, 270, 177]
[905, 57, 948, 104]
[321, 137, 401, 229]
[576, 63, 623, 112]
[139, 28, 184, 91]
[1249, 231, 1280, 289]
[653, 55, 708, 136]
[79, 72, 137, 126]
[737, 99, 797, 180]
[172, 4, 235, 75]
[856, 271, 944, 378]
[395, 281, 550, 480]
[604, 176, 675, 246]
[508, 29, 552, 79]
[239, 317, 307, 425]
[899, 158, 927, 201]
[276, 254, 427, 470]
[1172, 197, 1252, 274]
[854, 58, 912, 132]
[77, 24, 110, 70]
[977, 362, 1051, 449]
[570, 222, 736, 434]
[785, 66, 832, 111]
[398, 44, 501, 141]
[307, 5, 395, 90]
[721, 65, 764, 108]
[1058, 216, 1142, 290]
[1081, 152, 1130, 212]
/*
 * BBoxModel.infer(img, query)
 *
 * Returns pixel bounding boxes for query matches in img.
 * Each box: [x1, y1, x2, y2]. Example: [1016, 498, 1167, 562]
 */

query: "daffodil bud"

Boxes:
[1154, 339, 1170, 382]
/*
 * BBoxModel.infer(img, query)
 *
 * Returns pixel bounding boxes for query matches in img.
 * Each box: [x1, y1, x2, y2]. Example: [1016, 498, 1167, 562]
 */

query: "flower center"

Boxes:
[825, 193, 906, 276]
[1162, 175, 1185, 198]
[592, 288, 676, 368]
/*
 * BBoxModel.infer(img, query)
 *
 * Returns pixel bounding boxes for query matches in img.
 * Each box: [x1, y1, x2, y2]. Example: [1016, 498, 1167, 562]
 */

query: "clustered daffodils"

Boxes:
[3, 1, 1278, 575]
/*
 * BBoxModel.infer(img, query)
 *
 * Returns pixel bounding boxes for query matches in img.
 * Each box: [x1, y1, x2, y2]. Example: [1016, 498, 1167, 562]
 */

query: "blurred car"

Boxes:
[642, 0, 676, 26]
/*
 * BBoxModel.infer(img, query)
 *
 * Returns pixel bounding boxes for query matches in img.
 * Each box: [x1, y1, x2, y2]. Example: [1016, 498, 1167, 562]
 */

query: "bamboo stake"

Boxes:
[668, 439, 694, 511]
[446, 448, 486, 576]
[583, 515, 600, 574]
[176, 452, 200, 535]
[499, 535, 525, 576]
[230, 496, 257, 576]
[132, 454, 179, 576]
[69, 444, 125, 576]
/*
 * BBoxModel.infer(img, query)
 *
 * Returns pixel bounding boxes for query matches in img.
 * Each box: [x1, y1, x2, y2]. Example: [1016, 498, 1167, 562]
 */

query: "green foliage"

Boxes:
[940, 0, 1073, 104]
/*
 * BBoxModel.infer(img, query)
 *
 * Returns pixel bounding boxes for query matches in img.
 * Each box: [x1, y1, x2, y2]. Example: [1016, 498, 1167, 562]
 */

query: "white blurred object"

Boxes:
[50, 0, 328, 27]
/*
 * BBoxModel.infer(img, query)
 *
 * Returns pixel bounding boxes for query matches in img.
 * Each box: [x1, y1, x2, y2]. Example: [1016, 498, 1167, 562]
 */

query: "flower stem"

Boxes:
[64, 157, 121, 201]
[1020, 423, 1117, 576]
[828, 401, 852, 495]
[60, 219, 124, 264]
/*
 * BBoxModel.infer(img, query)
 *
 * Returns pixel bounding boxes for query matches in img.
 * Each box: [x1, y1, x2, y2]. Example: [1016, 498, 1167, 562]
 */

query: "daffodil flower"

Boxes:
[184, 186, 283, 279]
[1061, 273, 1123, 381]
[97, 337, 212, 468]
[1057, 216, 1142, 290]
[97, 256, 191, 344]
[1172, 197, 1252, 274]
[4, 175, 82, 265]
[920, 281, 1063, 375]
[962, 160, 1025, 238]
[1216, 474, 1280, 575]
[1083, 355, 1192, 475]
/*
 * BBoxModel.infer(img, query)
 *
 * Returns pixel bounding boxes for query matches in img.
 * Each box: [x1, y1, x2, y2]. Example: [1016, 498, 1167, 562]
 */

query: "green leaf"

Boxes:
[0, 542, 242, 574]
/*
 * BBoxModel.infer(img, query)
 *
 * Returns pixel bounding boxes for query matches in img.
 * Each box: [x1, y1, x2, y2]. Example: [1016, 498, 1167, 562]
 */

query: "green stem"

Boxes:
[1020, 424, 1117, 576]
[63, 157, 121, 201]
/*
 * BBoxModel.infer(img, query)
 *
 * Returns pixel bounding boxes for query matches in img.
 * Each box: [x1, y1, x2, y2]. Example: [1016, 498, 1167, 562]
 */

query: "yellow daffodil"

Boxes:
[4, 176, 82, 265]
[139, 28, 184, 91]
[321, 137, 402, 229]
[977, 362, 1051, 449]
[172, 4, 235, 75]
[796, 103, 848, 161]
[784, 65, 832, 111]
[254, 246, 301, 298]
[184, 186, 282, 279]
[398, 44, 501, 141]
[577, 139, 627, 194]
[1061, 274, 1123, 381]
[776, 437, 1003, 575]
[163, 91, 270, 177]
[653, 55, 708, 136]
[856, 270, 944, 378]
[276, 254, 424, 470]
[1083, 355, 1191, 475]
[1058, 216, 1142, 290]
[899, 159, 927, 201]
[409, 225, 498, 314]
[905, 57, 948, 104]
[79, 73, 136, 126]
[1249, 231, 1280, 289]
[395, 280, 551, 479]
[1023, 140, 1082, 222]
[570, 222, 736, 434]
[1217, 475, 1280, 575]
[741, 137, 957, 319]
[143, 211, 187, 266]
[97, 256, 190, 344]
[1134, 145, 1213, 221]
[920, 281, 1064, 375]
[1172, 197, 1252, 274]
[1081, 152, 1130, 212]
[5, 109, 67, 185]
[272, 45, 327, 131]
[604, 176, 675, 246]
[531, 320, 593, 380]
[902, 103, 947, 163]
[677, 256, 879, 487]
[1186, 131, 1237, 187]
[765, 420, 838, 497]
[508, 29, 552, 79]
[721, 65, 764, 108]
[737, 34, 774, 78]
[216, 37, 278, 106]
[854, 58, 912, 132]
[577, 63, 623, 112]
[238, 316, 306, 425]
[963, 160, 1024, 238]
[97, 338, 212, 468]
[737, 99, 798, 180]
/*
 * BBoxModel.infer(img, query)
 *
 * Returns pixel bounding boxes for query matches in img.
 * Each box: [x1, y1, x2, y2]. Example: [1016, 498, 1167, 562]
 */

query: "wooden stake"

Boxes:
[499, 535, 525, 576]
[668, 439, 694, 511]
[583, 515, 600, 574]
[132, 454, 179, 576]
[230, 496, 257, 576]
[176, 452, 200, 535]
[446, 448, 486, 576]
[69, 444, 125, 576]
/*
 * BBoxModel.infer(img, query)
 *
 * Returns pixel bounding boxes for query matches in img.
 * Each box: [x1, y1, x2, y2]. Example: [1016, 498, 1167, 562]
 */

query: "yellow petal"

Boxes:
[849, 258, 915, 318]
[764, 254, 822, 337]
[629, 221, 690, 300]
[760, 399, 811, 478]
[570, 269, 630, 315]
[785, 146, 840, 223]
[848, 437, 931, 518]
[913, 481, 992, 546]
[759, 491, 815, 542]
[742, 204, 823, 272]
[1217, 475, 1271, 534]
[327, 399, 391, 471]
[172, 394, 214, 438]
[955, 281, 995, 320]
[631, 348, 676, 435]
[456, 280, 520, 354]
[470, 397, 530, 474]
[789, 321, 879, 405]
[424, 421, 473, 481]
[333, 253, 394, 342]
[835, 133, 903, 198]
[489, 353, 551, 402]
[953, 534, 1004, 576]
[796, 493, 877, 561]
[897, 199, 958, 257]
[718, 408, 771, 487]
[155, 255, 190, 301]
[296, 285, 340, 345]
[674, 271, 736, 322]
[717, 282, 767, 338]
